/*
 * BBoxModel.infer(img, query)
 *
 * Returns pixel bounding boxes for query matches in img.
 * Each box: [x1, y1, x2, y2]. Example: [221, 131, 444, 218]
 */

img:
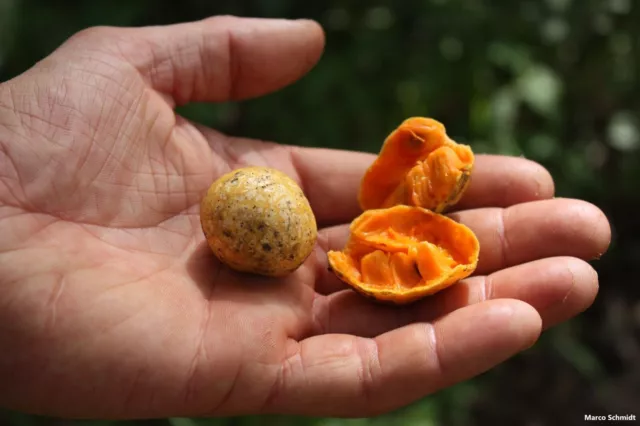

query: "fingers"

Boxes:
[314, 224, 353, 294]
[314, 197, 611, 295]
[292, 151, 554, 227]
[312, 256, 598, 338]
[266, 299, 540, 417]
[290, 147, 374, 227]
[74, 16, 325, 105]
[453, 155, 555, 210]
[450, 198, 611, 275]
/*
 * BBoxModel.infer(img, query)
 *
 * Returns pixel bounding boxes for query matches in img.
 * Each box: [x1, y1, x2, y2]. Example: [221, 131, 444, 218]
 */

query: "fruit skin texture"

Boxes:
[327, 205, 480, 305]
[358, 117, 474, 214]
[200, 166, 318, 277]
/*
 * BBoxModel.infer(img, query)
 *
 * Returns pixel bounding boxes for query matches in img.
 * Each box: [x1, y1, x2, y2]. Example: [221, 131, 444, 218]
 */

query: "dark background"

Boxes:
[1, 0, 639, 425]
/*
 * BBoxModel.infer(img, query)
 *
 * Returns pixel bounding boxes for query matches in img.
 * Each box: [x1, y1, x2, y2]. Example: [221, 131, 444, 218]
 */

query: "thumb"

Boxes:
[65, 16, 326, 105]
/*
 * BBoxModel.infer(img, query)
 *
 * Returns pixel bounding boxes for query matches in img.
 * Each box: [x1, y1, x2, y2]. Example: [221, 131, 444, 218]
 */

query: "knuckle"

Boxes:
[67, 25, 117, 45]
[355, 338, 380, 408]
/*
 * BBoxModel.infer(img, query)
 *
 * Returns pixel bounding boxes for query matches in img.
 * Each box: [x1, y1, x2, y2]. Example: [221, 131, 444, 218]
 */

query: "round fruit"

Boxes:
[200, 166, 318, 277]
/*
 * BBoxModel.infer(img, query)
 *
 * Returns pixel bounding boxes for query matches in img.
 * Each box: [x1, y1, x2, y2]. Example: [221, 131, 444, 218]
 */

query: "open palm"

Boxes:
[0, 17, 611, 419]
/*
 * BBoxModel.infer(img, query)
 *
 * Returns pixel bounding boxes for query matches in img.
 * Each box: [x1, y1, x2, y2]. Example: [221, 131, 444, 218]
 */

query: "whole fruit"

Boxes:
[200, 166, 318, 277]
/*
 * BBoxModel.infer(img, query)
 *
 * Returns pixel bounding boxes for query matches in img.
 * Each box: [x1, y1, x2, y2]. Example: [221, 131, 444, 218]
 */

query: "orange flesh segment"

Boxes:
[406, 146, 466, 207]
[360, 251, 393, 287]
[357, 243, 456, 290]
[413, 242, 454, 281]
[327, 205, 479, 300]
[358, 118, 447, 210]
[390, 252, 422, 288]
[350, 206, 472, 264]
[359, 117, 474, 212]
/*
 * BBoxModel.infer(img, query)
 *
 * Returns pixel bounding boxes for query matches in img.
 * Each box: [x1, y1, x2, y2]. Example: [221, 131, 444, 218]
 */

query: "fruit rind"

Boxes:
[200, 166, 317, 277]
[327, 205, 479, 305]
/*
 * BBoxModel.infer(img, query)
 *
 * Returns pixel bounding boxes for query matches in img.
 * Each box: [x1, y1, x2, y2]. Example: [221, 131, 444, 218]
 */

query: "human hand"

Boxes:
[0, 16, 611, 419]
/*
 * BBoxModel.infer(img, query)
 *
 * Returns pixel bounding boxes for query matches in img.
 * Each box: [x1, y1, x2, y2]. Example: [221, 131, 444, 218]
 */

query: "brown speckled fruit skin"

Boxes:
[200, 166, 318, 277]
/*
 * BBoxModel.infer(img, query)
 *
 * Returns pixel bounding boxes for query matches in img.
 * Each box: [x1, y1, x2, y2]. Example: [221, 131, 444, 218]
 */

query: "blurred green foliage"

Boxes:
[1, 0, 638, 425]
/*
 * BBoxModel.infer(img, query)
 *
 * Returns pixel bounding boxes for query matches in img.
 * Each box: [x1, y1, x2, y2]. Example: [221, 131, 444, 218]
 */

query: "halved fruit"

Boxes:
[358, 117, 474, 213]
[327, 205, 480, 304]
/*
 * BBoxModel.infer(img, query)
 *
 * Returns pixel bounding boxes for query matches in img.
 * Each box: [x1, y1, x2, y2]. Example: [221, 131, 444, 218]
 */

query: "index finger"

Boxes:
[291, 148, 555, 226]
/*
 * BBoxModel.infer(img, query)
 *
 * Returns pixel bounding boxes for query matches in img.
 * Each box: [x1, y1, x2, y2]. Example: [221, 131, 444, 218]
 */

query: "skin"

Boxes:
[0, 16, 611, 419]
